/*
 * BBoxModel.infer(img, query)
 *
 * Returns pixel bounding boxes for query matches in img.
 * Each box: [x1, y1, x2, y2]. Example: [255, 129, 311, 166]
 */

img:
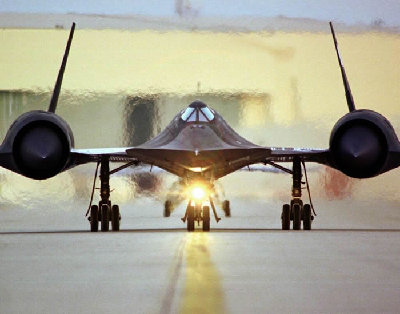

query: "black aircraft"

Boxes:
[1, 23, 399, 232]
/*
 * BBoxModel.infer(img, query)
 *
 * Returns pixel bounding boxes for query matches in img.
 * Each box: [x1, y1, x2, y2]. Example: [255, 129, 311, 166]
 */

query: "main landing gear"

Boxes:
[88, 156, 121, 232]
[281, 157, 315, 231]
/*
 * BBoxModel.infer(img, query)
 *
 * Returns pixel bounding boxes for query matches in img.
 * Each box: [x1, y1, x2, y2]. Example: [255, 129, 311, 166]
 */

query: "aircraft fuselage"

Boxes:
[126, 101, 270, 181]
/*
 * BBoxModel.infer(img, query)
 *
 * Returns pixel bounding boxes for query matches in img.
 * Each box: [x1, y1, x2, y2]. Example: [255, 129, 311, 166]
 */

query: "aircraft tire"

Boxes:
[101, 204, 110, 232]
[202, 206, 210, 232]
[303, 204, 312, 230]
[90, 205, 99, 232]
[223, 200, 231, 217]
[187, 206, 195, 232]
[290, 199, 303, 219]
[281, 204, 290, 230]
[111, 205, 120, 231]
[292, 204, 301, 230]
[164, 200, 172, 217]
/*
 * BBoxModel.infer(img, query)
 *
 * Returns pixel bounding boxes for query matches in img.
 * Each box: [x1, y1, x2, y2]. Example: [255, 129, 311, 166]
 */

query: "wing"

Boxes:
[69, 148, 139, 167]
[267, 147, 329, 164]
[219, 146, 330, 179]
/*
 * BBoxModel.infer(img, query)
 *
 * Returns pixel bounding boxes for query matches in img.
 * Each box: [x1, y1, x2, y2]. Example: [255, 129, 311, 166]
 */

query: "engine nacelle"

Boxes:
[1, 111, 74, 180]
[329, 109, 398, 178]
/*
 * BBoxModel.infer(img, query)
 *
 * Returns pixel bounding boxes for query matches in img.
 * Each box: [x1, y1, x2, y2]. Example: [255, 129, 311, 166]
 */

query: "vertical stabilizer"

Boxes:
[48, 22, 75, 113]
[329, 22, 356, 112]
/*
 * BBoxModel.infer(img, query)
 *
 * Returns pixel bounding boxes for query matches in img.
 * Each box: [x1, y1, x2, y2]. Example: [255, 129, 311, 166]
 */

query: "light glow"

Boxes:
[189, 167, 203, 173]
[192, 187, 206, 200]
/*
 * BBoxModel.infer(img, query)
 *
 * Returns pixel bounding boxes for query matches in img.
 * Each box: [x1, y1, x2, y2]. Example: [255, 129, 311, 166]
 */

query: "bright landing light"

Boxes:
[192, 187, 205, 200]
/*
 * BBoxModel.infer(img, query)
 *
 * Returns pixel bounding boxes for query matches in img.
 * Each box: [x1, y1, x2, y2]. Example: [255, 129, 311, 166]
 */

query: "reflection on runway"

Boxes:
[180, 233, 225, 314]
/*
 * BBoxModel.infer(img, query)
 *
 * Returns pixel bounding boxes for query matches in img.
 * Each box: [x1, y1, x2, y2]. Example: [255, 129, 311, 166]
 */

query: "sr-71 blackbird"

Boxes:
[1, 22, 399, 231]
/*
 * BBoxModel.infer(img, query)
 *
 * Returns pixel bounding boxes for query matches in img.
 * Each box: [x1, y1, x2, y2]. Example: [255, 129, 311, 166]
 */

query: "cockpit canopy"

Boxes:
[181, 101, 215, 122]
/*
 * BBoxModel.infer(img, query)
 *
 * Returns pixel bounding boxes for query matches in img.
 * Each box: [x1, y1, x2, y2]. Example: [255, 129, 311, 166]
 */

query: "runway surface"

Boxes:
[1, 197, 400, 314]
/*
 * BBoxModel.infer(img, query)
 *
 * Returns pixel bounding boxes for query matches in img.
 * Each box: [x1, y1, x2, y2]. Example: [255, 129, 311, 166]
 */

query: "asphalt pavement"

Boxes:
[1, 197, 400, 314]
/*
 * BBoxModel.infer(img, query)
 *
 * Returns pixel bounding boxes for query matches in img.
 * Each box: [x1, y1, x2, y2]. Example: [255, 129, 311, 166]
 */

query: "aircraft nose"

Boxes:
[177, 124, 225, 151]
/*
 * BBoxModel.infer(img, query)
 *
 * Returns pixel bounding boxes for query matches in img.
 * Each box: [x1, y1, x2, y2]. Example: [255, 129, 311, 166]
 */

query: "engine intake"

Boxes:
[329, 110, 392, 178]
[14, 122, 70, 179]
[1, 110, 74, 180]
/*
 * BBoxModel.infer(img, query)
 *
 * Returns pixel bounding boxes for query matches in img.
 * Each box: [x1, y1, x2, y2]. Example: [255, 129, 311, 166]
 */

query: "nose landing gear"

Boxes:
[181, 196, 221, 232]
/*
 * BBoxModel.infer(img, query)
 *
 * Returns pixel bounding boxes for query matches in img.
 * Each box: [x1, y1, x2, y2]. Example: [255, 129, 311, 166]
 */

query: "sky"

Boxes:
[0, 0, 399, 27]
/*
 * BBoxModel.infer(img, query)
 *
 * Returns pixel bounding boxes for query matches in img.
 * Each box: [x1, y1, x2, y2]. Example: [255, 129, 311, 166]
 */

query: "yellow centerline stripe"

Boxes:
[180, 233, 225, 314]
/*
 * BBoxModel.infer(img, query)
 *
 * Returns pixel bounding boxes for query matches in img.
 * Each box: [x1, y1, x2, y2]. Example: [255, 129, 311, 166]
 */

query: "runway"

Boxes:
[1, 197, 400, 314]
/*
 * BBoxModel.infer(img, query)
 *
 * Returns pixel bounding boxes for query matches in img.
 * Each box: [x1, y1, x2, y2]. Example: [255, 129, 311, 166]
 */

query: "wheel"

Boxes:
[101, 204, 110, 232]
[281, 204, 290, 230]
[222, 200, 231, 217]
[90, 205, 99, 232]
[111, 205, 120, 231]
[98, 200, 110, 221]
[290, 199, 303, 220]
[164, 200, 172, 217]
[187, 206, 195, 232]
[303, 204, 312, 230]
[202, 206, 210, 232]
[292, 203, 301, 230]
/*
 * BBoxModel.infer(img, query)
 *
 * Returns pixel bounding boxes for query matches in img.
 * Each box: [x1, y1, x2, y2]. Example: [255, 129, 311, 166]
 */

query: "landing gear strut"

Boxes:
[281, 157, 314, 230]
[89, 156, 121, 232]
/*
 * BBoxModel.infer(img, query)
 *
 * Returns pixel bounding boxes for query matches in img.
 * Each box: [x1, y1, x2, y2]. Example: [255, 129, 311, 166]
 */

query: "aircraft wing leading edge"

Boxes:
[70, 148, 137, 164]
[268, 147, 329, 163]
